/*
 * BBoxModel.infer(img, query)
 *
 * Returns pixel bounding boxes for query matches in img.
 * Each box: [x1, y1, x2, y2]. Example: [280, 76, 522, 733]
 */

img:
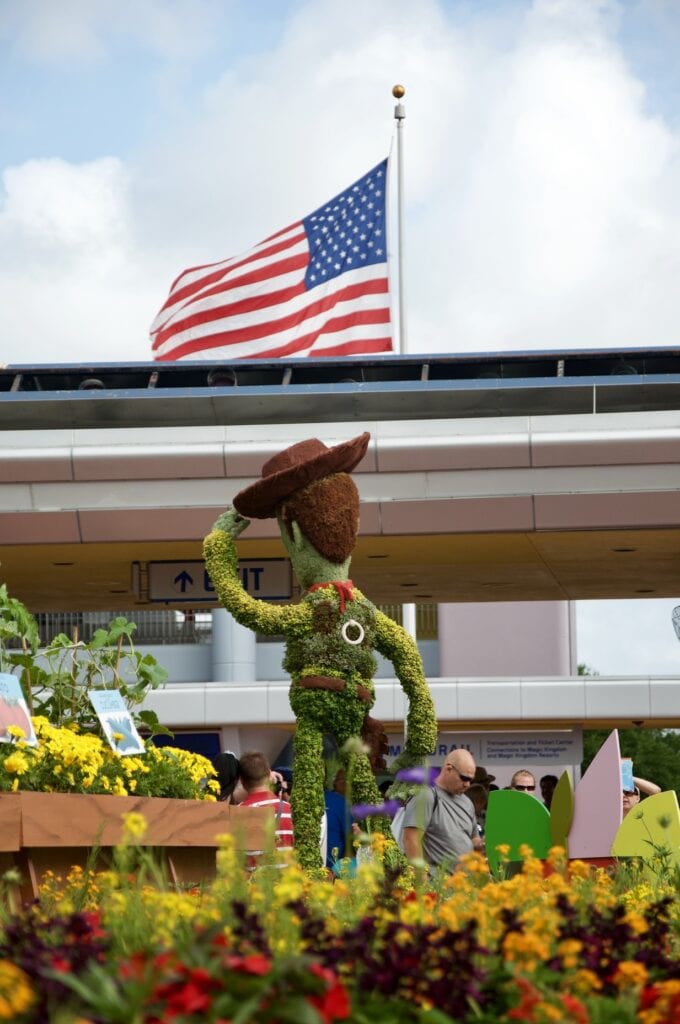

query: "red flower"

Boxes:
[183, 967, 214, 986]
[507, 977, 541, 1020]
[225, 954, 272, 976]
[51, 956, 72, 973]
[639, 984, 680, 1022]
[153, 951, 178, 971]
[119, 951, 148, 981]
[561, 993, 589, 1024]
[166, 982, 212, 1014]
[81, 910, 106, 938]
[308, 963, 351, 1023]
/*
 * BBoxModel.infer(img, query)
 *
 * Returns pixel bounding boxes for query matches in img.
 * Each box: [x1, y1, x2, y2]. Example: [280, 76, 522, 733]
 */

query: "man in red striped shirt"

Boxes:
[238, 751, 294, 870]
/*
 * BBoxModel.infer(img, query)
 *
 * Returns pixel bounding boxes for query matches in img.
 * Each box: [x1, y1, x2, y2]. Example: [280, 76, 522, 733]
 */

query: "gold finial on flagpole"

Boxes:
[392, 84, 405, 98]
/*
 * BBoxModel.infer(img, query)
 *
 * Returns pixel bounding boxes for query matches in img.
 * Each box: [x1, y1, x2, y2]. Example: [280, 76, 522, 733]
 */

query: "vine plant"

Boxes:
[0, 583, 170, 738]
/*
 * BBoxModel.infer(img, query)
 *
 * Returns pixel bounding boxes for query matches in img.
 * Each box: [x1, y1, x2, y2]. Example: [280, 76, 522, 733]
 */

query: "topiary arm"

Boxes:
[374, 609, 438, 772]
[203, 510, 310, 635]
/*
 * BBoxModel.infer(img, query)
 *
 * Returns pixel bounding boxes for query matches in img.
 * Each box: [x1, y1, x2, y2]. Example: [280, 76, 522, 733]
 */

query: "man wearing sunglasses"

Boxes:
[510, 769, 537, 793]
[401, 750, 481, 873]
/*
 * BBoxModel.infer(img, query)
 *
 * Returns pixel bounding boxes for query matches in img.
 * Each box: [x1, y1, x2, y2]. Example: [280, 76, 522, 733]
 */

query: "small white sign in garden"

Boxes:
[90, 689, 146, 755]
[0, 672, 38, 745]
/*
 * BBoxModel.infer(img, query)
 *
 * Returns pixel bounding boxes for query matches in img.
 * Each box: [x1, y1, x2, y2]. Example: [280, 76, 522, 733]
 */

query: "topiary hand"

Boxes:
[212, 507, 250, 538]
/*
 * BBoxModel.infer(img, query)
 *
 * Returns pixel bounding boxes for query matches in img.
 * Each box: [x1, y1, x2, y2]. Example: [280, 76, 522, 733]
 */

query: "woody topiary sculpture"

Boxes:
[203, 432, 437, 871]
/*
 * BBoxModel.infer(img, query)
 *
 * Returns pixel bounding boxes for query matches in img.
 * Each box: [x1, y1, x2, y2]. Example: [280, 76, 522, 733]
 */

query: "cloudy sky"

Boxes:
[1, 0, 679, 673]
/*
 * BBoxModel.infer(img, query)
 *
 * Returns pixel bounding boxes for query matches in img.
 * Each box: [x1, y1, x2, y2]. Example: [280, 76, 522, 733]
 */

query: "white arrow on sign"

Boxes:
[147, 560, 292, 603]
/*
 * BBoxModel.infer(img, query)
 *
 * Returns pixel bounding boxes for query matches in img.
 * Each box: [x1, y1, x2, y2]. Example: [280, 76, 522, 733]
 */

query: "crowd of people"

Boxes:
[211, 747, 661, 877]
[212, 749, 351, 871]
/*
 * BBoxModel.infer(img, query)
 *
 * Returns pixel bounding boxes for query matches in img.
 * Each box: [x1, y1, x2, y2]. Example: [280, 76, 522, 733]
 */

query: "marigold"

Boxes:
[122, 811, 148, 841]
[3, 751, 29, 774]
[0, 962, 35, 1019]
[613, 961, 648, 990]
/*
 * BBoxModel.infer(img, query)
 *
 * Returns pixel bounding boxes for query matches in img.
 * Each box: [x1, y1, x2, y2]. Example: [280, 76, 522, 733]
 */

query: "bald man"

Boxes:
[401, 749, 480, 872]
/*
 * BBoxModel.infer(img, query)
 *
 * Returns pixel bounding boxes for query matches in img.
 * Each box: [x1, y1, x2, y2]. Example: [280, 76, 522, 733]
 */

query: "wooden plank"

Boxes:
[13, 792, 267, 849]
[0, 794, 21, 851]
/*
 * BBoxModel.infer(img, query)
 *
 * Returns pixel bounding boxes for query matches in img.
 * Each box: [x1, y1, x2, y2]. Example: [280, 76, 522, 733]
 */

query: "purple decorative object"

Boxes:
[395, 766, 439, 785]
[351, 799, 402, 820]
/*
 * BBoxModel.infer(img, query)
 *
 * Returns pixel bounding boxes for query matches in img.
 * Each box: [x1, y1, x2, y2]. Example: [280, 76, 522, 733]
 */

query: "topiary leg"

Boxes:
[291, 715, 326, 872]
[336, 729, 402, 866]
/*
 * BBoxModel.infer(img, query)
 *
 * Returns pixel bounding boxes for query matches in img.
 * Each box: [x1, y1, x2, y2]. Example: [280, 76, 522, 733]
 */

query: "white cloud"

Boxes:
[1, 157, 128, 253]
[0, 158, 160, 362]
[0, 0, 227, 64]
[3, 0, 680, 365]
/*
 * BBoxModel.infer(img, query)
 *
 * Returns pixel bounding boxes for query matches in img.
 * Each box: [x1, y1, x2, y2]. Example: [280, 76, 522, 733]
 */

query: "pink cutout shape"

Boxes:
[568, 730, 622, 859]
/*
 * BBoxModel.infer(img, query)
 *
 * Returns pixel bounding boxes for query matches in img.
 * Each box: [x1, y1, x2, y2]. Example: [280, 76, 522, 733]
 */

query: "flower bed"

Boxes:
[1, 827, 679, 1023]
[0, 791, 269, 902]
[0, 716, 251, 900]
[0, 717, 220, 801]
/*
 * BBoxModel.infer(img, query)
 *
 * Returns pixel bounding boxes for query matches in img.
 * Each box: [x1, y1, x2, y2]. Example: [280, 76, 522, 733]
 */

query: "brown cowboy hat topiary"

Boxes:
[233, 432, 370, 519]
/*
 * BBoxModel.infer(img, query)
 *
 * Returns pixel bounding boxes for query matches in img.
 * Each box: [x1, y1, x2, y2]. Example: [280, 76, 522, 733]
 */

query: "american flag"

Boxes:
[150, 159, 393, 361]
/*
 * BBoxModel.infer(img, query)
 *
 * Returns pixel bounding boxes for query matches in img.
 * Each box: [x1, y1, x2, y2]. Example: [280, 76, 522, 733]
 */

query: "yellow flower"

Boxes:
[557, 938, 582, 969]
[0, 962, 35, 1018]
[612, 960, 648, 990]
[568, 859, 591, 880]
[121, 812, 147, 841]
[6, 725, 26, 739]
[3, 751, 29, 775]
[571, 968, 603, 994]
[623, 910, 649, 936]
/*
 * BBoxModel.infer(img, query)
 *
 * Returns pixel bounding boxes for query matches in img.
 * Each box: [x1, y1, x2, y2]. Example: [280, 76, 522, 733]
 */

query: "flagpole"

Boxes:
[393, 84, 407, 355]
[393, 87, 415, 746]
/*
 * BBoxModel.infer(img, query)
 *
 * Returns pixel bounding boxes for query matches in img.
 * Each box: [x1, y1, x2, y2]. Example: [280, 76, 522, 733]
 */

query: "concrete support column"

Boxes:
[437, 601, 575, 677]
[211, 608, 256, 683]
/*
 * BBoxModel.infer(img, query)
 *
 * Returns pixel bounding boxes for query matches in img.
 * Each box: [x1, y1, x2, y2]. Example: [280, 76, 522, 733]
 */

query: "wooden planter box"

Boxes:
[0, 792, 268, 903]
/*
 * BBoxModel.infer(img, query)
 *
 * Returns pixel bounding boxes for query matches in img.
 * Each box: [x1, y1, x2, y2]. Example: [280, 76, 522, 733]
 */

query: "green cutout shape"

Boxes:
[549, 770, 574, 855]
[611, 791, 680, 870]
[485, 789, 552, 875]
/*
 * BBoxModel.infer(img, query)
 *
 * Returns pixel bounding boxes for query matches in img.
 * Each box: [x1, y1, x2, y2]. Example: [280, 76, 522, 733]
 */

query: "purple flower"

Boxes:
[351, 800, 402, 820]
[395, 766, 439, 785]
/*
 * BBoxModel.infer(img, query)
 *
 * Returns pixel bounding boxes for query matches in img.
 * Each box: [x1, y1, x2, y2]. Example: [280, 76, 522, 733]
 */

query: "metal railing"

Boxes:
[15, 605, 438, 647]
[24, 610, 213, 647]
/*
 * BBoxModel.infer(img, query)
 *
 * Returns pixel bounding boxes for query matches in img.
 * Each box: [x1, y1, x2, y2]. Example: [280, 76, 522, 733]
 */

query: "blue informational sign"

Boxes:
[146, 559, 291, 604]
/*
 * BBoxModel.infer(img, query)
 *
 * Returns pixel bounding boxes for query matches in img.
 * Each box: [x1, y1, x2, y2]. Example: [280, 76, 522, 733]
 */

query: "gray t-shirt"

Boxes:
[402, 785, 476, 870]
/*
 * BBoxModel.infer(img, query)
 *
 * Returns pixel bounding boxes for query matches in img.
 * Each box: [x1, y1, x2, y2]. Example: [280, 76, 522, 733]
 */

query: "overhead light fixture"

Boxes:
[207, 368, 237, 387]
